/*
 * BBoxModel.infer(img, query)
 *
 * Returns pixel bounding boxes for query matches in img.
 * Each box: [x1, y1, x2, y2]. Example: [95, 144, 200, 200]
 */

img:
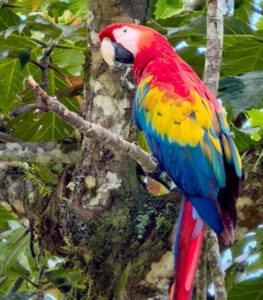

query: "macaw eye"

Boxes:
[123, 29, 127, 33]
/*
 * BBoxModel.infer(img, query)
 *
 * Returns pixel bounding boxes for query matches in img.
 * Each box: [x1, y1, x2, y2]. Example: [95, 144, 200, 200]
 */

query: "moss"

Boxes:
[89, 186, 98, 198]
[115, 262, 132, 298]
[74, 178, 179, 299]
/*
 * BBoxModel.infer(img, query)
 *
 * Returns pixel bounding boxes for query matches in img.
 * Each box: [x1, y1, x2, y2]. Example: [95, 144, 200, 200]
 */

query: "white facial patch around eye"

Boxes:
[100, 37, 115, 66]
[113, 27, 139, 56]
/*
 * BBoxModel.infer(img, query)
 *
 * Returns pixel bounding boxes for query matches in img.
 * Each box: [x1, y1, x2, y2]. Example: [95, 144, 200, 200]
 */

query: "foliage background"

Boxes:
[0, 0, 262, 299]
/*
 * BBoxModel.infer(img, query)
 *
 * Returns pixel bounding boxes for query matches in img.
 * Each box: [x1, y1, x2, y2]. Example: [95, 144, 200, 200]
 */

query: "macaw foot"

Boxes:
[136, 156, 176, 191]
[136, 156, 162, 188]
[146, 155, 163, 179]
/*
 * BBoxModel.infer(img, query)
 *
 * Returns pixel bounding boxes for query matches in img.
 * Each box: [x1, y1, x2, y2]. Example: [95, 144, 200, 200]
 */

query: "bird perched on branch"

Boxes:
[99, 24, 241, 300]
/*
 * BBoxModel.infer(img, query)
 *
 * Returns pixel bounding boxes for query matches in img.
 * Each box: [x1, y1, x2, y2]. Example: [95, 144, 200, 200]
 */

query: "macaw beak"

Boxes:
[100, 37, 134, 67]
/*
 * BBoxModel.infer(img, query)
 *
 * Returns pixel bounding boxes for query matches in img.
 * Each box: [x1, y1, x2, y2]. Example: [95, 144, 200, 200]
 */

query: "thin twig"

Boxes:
[40, 41, 56, 90]
[26, 75, 157, 173]
[9, 104, 48, 117]
[0, 132, 22, 143]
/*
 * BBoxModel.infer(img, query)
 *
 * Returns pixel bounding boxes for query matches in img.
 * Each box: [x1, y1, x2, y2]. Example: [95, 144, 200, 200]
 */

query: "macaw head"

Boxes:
[99, 23, 172, 72]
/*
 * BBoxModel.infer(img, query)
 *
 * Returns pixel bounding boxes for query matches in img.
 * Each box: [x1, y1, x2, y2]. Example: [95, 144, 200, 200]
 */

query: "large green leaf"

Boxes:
[0, 8, 20, 31]
[47, 0, 87, 20]
[25, 15, 86, 41]
[0, 206, 17, 221]
[0, 274, 19, 296]
[51, 48, 85, 75]
[224, 17, 253, 35]
[7, 69, 80, 141]
[0, 206, 17, 231]
[154, 0, 185, 20]
[234, 0, 253, 24]
[0, 58, 41, 114]
[0, 34, 38, 52]
[0, 292, 30, 300]
[222, 39, 263, 76]
[167, 22, 261, 77]
[247, 109, 263, 127]
[25, 14, 63, 39]
[228, 278, 263, 299]
[218, 71, 263, 117]
[231, 228, 263, 258]
[0, 228, 30, 274]
[1, 0, 42, 14]
[232, 127, 255, 152]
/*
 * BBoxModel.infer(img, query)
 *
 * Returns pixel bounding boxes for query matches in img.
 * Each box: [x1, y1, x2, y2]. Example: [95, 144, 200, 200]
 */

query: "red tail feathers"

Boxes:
[170, 199, 205, 300]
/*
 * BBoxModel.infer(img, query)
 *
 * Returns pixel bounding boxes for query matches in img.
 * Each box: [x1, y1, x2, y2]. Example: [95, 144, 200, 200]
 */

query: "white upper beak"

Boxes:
[100, 37, 115, 67]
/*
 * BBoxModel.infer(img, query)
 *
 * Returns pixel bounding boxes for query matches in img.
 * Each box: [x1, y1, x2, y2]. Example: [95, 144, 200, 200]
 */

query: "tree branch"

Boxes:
[203, 0, 224, 95]
[0, 132, 22, 143]
[196, 239, 207, 300]
[0, 142, 77, 163]
[203, 1, 227, 299]
[40, 41, 56, 90]
[206, 229, 227, 299]
[26, 75, 157, 173]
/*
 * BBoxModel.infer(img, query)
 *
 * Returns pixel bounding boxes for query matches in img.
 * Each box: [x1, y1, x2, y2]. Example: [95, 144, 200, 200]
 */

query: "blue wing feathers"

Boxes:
[133, 79, 241, 236]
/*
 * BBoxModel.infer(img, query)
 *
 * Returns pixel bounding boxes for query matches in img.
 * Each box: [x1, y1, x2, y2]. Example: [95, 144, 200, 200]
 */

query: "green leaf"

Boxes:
[0, 58, 41, 114]
[234, 0, 253, 24]
[154, 0, 184, 20]
[61, 0, 87, 18]
[232, 127, 255, 152]
[136, 131, 150, 152]
[0, 228, 30, 274]
[25, 14, 62, 39]
[0, 206, 17, 221]
[224, 17, 253, 35]
[222, 39, 263, 76]
[176, 46, 205, 78]
[51, 48, 84, 75]
[22, 11, 86, 41]
[7, 70, 80, 141]
[247, 254, 263, 273]
[17, 49, 31, 69]
[0, 274, 18, 296]
[228, 278, 263, 299]
[256, 16, 263, 30]
[0, 292, 30, 300]
[247, 109, 263, 127]
[0, 8, 20, 31]
[1, 0, 42, 14]
[0, 34, 38, 52]
[218, 72, 263, 117]
[47, 1, 68, 18]
[231, 228, 263, 258]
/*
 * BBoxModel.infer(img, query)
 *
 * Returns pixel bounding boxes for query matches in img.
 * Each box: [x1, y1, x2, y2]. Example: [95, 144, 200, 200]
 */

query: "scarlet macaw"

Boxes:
[99, 24, 241, 300]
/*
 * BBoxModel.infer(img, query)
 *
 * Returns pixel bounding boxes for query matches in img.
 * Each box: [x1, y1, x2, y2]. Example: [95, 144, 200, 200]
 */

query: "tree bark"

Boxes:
[0, 142, 77, 163]
[196, 240, 207, 300]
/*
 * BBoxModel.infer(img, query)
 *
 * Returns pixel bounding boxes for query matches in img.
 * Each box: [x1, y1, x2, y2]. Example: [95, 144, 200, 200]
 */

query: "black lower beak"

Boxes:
[113, 42, 134, 64]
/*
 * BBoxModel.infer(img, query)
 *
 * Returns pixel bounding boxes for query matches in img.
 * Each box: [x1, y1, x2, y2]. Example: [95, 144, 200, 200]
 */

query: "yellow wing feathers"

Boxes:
[140, 79, 216, 148]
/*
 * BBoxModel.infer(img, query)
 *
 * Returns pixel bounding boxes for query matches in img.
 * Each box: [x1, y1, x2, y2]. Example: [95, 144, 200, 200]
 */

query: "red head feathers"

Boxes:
[99, 23, 175, 81]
